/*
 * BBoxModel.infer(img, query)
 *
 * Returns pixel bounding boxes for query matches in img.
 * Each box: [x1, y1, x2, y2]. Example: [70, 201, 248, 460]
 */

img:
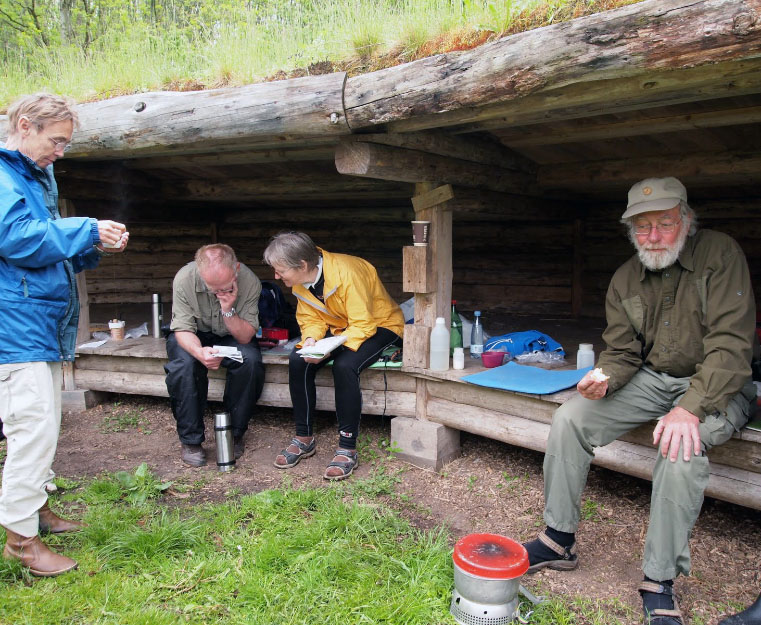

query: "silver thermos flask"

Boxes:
[214, 412, 235, 472]
[151, 293, 163, 338]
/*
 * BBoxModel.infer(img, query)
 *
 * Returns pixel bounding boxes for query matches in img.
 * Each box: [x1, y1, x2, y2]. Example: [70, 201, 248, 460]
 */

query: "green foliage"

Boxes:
[0, 0, 617, 109]
[99, 404, 150, 434]
[113, 462, 173, 505]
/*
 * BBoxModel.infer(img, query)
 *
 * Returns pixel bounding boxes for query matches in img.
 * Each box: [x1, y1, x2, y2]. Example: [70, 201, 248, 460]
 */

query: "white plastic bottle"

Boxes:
[429, 317, 450, 371]
[576, 343, 595, 369]
[452, 347, 465, 370]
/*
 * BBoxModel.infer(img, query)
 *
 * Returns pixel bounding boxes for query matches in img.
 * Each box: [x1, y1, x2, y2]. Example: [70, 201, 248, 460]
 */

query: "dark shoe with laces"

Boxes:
[234, 434, 246, 460]
[181, 444, 206, 467]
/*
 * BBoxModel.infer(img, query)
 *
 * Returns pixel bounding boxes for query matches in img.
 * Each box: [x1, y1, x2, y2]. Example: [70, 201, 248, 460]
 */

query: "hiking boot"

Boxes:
[234, 434, 246, 460]
[38, 501, 85, 534]
[2, 527, 78, 577]
[718, 591, 761, 625]
[181, 444, 206, 467]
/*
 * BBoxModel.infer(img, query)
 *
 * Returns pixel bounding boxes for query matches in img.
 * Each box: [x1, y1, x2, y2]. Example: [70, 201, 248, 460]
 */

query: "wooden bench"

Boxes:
[72, 336, 761, 510]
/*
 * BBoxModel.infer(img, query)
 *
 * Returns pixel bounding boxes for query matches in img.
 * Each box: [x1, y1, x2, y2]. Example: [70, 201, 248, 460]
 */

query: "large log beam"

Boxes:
[45, 72, 349, 158]
[335, 139, 533, 193]
[345, 0, 761, 132]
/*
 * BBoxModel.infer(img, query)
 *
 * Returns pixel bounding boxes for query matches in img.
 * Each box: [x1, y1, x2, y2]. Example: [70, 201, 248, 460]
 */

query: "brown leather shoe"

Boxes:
[2, 526, 78, 577]
[181, 443, 206, 467]
[38, 501, 85, 534]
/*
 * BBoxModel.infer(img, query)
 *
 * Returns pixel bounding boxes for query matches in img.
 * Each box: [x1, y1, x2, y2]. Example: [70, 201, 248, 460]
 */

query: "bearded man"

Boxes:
[522, 177, 757, 625]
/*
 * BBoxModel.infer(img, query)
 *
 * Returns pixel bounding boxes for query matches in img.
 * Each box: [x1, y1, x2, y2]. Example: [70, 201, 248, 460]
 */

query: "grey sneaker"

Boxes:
[181, 444, 206, 467]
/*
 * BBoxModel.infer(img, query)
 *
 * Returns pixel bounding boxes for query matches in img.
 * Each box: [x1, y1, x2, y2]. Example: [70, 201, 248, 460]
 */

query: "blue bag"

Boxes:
[484, 330, 564, 357]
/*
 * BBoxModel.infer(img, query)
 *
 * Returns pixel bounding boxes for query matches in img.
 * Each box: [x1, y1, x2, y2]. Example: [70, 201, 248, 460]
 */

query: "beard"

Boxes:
[634, 224, 689, 271]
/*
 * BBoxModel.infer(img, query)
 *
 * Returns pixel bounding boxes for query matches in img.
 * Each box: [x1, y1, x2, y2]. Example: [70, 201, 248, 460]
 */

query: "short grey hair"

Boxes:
[622, 200, 698, 244]
[7, 93, 80, 136]
[195, 243, 237, 272]
[263, 231, 320, 270]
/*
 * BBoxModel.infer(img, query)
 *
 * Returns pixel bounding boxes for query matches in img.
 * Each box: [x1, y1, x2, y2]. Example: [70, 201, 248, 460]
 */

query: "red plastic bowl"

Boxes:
[481, 351, 506, 368]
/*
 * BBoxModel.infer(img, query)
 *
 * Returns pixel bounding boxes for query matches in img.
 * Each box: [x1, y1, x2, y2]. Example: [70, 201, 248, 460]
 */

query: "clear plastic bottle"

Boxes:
[450, 300, 463, 356]
[429, 317, 450, 371]
[576, 343, 595, 369]
[470, 311, 484, 359]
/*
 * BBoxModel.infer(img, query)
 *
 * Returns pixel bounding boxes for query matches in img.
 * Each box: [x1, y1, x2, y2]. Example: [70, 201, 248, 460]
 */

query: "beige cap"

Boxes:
[623, 177, 687, 219]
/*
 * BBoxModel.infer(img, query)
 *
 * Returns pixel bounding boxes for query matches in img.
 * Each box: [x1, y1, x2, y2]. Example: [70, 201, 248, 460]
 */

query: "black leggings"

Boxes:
[288, 327, 402, 449]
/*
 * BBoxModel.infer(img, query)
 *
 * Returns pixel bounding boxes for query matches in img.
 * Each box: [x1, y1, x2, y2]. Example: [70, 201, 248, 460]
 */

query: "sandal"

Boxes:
[273, 437, 316, 469]
[639, 581, 684, 625]
[323, 449, 359, 481]
[525, 531, 579, 573]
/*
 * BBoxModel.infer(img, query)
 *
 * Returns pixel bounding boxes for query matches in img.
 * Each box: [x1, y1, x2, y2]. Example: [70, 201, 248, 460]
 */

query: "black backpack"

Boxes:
[258, 280, 299, 335]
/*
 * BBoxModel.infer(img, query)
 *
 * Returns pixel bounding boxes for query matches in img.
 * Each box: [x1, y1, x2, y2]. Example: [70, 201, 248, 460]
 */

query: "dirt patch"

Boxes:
[37, 395, 761, 623]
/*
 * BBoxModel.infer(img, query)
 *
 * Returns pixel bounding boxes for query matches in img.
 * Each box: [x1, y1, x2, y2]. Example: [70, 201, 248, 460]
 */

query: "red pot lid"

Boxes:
[452, 533, 529, 579]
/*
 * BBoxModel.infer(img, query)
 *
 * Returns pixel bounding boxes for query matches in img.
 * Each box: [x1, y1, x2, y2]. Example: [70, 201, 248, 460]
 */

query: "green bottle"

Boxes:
[450, 300, 463, 355]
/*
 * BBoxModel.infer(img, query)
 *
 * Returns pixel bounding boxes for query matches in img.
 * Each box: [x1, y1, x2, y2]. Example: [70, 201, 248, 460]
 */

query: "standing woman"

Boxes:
[0, 93, 128, 576]
[264, 232, 404, 480]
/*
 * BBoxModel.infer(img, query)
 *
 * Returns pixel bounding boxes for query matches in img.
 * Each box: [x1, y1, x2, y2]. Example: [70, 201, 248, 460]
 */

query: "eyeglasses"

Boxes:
[45, 133, 72, 153]
[633, 218, 682, 235]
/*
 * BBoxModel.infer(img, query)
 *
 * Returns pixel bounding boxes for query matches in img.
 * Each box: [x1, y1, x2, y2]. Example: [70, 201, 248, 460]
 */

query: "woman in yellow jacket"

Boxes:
[264, 232, 404, 480]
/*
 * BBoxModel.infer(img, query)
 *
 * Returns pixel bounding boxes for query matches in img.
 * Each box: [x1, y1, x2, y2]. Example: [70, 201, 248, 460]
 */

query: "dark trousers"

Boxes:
[288, 327, 402, 449]
[165, 331, 264, 445]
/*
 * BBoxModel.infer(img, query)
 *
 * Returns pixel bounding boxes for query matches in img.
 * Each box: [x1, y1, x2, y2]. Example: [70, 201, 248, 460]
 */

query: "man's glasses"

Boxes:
[205, 272, 238, 295]
[46, 134, 72, 153]
[633, 219, 681, 235]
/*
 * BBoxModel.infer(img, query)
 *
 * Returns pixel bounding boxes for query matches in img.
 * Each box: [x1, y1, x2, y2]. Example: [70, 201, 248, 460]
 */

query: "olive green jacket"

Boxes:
[598, 229, 756, 419]
[170, 261, 261, 336]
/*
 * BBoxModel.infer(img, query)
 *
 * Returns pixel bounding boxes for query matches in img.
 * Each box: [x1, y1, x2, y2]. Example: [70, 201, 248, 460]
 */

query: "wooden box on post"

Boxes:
[403, 324, 431, 368]
[402, 245, 433, 293]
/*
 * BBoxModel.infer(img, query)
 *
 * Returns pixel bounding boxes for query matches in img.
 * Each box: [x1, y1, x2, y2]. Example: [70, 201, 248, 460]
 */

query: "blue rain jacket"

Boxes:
[0, 147, 102, 363]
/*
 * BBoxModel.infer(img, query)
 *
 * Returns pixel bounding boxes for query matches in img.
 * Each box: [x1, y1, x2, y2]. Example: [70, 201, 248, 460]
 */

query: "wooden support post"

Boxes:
[402, 183, 453, 371]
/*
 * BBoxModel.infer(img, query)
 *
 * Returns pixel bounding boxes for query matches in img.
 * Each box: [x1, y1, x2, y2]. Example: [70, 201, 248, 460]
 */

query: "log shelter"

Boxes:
[3, 0, 761, 507]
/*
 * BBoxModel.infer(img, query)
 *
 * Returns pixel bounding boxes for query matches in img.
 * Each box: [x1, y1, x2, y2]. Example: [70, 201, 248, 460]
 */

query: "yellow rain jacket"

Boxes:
[292, 249, 404, 351]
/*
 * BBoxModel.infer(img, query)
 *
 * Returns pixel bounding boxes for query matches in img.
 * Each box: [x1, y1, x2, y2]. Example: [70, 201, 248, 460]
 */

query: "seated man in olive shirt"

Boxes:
[165, 244, 265, 467]
[523, 177, 757, 625]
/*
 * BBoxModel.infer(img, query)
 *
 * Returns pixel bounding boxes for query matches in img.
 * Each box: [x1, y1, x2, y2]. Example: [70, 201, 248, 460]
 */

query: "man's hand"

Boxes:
[577, 370, 608, 400]
[97, 220, 127, 247]
[198, 346, 224, 370]
[652, 406, 701, 462]
[301, 337, 328, 364]
[216, 278, 238, 315]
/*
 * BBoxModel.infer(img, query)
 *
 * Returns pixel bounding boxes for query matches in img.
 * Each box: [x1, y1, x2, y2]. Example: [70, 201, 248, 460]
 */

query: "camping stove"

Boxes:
[450, 533, 529, 625]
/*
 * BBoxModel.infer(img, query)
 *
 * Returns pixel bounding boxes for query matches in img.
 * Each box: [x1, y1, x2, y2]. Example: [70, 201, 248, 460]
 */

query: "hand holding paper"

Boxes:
[297, 335, 347, 359]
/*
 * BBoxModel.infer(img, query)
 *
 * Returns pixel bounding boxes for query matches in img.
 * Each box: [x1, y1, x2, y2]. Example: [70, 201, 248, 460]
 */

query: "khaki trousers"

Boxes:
[0, 361, 62, 537]
[544, 366, 755, 581]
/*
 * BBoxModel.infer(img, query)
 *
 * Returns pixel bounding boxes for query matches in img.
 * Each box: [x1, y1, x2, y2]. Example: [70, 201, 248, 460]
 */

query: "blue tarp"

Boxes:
[462, 361, 591, 395]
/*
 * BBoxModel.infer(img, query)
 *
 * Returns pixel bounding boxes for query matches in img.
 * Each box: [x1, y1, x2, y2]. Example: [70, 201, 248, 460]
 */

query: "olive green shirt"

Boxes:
[598, 229, 755, 420]
[169, 261, 261, 336]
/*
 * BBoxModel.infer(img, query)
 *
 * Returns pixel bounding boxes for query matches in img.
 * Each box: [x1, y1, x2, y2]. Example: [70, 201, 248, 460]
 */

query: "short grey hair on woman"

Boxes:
[622, 200, 698, 244]
[195, 243, 237, 272]
[263, 231, 321, 270]
[7, 93, 80, 136]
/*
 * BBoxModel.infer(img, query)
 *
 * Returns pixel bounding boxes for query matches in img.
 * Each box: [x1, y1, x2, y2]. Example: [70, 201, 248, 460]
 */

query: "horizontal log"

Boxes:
[538, 150, 761, 190]
[124, 146, 336, 170]
[425, 397, 761, 510]
[65, 72, 350, 158]
[497, 105, 761, 148]
[354, 131, 535, 173]
[335, 140, 532, 193]
[72, 369, 415, 416]
[347, 0, 761, 132]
